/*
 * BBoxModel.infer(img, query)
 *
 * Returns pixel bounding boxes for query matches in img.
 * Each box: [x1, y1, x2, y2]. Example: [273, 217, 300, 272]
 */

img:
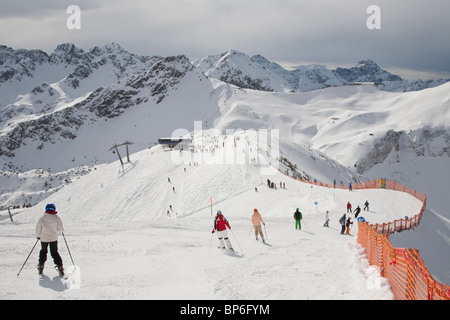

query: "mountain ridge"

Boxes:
[1, 42, 449, 204]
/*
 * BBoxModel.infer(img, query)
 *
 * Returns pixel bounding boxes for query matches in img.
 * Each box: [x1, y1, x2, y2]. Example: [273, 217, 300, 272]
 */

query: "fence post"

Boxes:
[7, 205, 13, 222]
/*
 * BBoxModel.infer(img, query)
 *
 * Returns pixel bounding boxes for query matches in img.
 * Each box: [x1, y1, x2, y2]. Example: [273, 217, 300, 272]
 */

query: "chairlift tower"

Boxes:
[110, 141, 134, 165]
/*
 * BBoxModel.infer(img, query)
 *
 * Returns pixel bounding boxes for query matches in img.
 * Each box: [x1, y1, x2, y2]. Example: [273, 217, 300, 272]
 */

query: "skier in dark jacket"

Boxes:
[353, 205, 361, 218]
[364, 200, 369, 211]
[339, 214, 346, 234]
[294, 208, 302, 230]
[345, 217, 353, 235]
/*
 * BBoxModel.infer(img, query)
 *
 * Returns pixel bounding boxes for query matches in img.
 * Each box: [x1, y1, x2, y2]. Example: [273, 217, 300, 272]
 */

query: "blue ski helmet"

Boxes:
[46, 203, 56, 212]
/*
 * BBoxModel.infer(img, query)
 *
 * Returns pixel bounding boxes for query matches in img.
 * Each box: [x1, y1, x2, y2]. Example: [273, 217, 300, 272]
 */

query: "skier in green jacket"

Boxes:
[294, 208, 302, 230]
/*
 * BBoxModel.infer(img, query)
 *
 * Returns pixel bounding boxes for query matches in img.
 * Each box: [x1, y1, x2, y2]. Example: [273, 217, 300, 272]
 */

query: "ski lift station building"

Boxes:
[158, 136, 192, 150]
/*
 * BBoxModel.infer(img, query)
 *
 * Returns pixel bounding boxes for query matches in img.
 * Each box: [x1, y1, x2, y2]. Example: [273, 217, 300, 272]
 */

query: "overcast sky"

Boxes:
[1, 0, 449, 79]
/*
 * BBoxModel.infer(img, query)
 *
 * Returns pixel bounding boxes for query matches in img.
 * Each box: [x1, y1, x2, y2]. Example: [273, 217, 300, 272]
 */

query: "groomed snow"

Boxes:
[0, 132, 424, 300]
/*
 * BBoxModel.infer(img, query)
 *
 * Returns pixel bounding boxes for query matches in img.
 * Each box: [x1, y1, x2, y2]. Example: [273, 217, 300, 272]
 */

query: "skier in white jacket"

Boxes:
[35, 203, 64, 275]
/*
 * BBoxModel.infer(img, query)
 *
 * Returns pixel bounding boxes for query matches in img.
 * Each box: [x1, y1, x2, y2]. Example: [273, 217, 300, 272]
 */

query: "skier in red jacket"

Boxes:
[212, 210, 234, 251]
[347, 202, 352, 213]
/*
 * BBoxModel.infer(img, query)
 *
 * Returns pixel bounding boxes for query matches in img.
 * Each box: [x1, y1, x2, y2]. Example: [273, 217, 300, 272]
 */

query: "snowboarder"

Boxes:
[211, 210, 234, 251]
[339, 214, 346, 234]
[346, 202, 352, 213]
[353, 205, 361, 218]
[294, 208, 302, 230]
[35, 203, 64, 276]
[324, 210, 330, 227]
[364, 200, 369, 211]
[346, 217, 353, 235]
[251, 208, 265, 242]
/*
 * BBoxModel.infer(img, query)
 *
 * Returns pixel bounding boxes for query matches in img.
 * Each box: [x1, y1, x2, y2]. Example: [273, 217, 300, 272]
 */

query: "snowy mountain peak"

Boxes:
[335, 59, 402, 83]
[194, 51, 448, 93]
[356, 59, 379, 68]
[49, 43, 85, 65]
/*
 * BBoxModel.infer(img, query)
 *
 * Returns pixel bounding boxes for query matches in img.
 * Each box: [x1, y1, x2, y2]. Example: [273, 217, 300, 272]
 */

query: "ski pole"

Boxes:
[62, 233, 75, 266]
[209, 231, 214, 252]
[17, 238, 40, 277]
[302, 219, 309, 231]
[248, 226, 253, 236]
[229, 228, 242, 252]
[263, 224, 268, 240]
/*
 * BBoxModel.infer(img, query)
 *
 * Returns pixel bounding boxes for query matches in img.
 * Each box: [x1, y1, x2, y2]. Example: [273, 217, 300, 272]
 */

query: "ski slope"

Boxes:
[0, 132, 425, 300]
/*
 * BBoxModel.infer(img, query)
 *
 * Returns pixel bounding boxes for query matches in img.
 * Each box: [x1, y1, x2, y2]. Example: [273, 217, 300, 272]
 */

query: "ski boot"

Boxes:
[37, 263, 44, 275]
[55, 265, 65, 277]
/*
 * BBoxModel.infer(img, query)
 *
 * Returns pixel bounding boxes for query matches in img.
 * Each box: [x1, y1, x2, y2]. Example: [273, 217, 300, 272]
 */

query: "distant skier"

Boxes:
[353, 205, 361, 218]
[346, 202, 352, 213]
[251, 209, 265, 242]
[294, 208, 302, 230]
[346, 217, 353, 235]
[212, 210, 234, 251]
[364, 200, 369, 211]
[35, 203, 64, 276]
[324, 210, 330, 227]
[339, 214, 346, 234]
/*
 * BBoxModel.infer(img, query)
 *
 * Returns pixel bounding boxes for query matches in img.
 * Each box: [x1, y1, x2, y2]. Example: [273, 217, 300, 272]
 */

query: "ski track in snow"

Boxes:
[0, 134, 422, 300]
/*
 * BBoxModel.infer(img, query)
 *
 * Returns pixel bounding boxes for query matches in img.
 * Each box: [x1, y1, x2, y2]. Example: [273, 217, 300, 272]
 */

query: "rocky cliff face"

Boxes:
[0, 43, 159, 88]
[356, 128, 450, 174]
[0, 54, 201, 159]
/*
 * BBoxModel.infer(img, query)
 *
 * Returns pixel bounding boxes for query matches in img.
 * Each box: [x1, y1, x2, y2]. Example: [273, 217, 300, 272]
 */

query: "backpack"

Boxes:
[339, 215, 345, 225]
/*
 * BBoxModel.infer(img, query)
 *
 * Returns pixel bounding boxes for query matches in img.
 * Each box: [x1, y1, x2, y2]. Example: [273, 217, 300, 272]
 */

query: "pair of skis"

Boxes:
[248, 225, 268, 240]
[39, 266, 67, 280]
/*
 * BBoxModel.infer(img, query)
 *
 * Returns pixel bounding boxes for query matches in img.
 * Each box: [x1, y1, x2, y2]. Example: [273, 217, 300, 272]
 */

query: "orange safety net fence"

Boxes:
[355, 179, 450, 300]
[358, 223, 450, 300]
[281, 172, 449, 299]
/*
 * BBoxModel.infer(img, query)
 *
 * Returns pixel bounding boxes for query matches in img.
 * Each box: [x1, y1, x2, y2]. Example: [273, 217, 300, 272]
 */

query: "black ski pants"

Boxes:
[39, 241, 63, 267]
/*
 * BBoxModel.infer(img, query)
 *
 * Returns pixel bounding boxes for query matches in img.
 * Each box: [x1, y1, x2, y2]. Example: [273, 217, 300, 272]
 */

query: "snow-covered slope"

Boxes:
[211, 83, 450, 285]
[1, 132, 426, 299]
[1, 43, 449, 293]
[213, 82, 450, 172]
[0, 54, 221, 172]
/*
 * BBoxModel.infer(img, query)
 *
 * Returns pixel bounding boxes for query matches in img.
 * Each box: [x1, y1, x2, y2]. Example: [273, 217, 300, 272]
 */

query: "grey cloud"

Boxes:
[1, 0, 449, 79]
